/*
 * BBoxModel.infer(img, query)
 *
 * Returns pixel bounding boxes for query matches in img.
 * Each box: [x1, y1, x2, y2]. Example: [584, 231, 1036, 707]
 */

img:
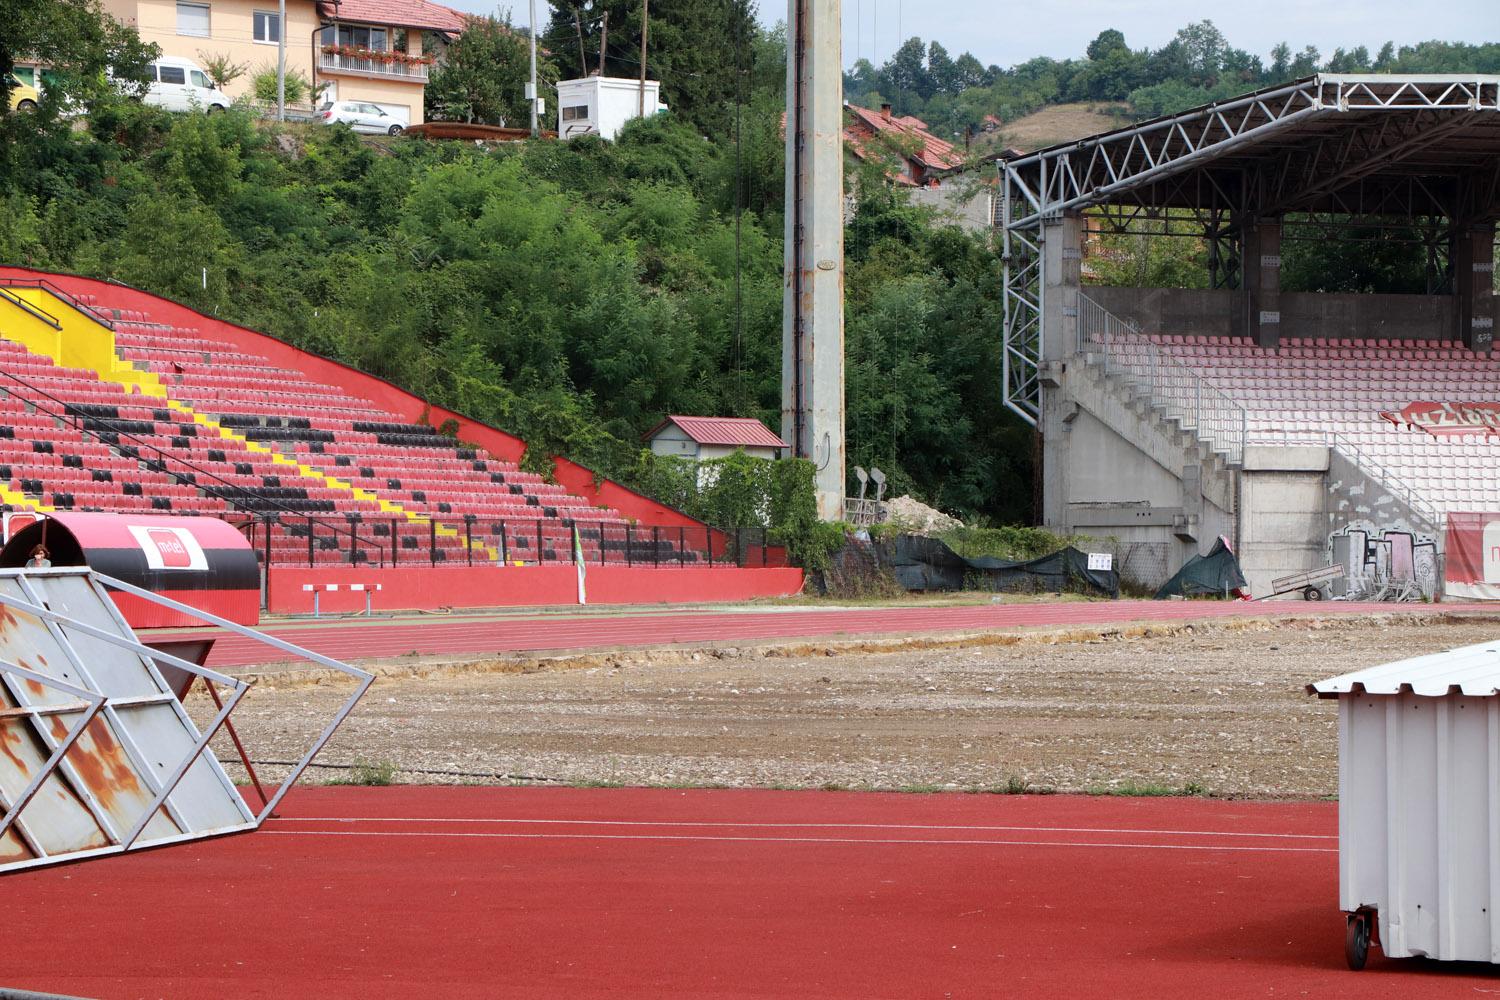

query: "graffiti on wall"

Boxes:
[1328, 520, 1439, 601]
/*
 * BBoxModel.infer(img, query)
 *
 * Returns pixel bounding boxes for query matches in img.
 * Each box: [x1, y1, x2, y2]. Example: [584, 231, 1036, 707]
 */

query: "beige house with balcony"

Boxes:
[103, 0, 467, 124]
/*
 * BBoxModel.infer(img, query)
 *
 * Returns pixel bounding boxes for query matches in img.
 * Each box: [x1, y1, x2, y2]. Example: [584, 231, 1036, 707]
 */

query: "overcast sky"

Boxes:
[448, 1, 1497, 69]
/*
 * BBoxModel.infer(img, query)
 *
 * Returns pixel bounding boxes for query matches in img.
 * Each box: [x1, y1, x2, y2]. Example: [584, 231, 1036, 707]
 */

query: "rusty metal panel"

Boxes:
[0, 566, 373, 874]
[0, 694, 110, 860]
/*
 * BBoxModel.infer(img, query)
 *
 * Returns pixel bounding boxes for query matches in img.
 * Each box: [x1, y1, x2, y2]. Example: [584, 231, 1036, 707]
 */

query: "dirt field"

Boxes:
[210, 613, 1500, 799]
[981, 102, 1132, 153]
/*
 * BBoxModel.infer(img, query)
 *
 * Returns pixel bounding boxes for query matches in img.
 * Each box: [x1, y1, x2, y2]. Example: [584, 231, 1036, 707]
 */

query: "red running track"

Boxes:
[183, 600, 1495, 668]
[5, 786, 1496, 999]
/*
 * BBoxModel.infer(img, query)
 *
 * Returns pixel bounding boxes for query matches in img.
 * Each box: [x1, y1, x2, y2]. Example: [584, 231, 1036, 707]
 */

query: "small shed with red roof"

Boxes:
[644, 416, 788, 462]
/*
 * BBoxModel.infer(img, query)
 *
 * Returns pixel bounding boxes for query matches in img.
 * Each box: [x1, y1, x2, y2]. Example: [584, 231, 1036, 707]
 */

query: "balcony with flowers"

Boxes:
[318, 42, 435, 82]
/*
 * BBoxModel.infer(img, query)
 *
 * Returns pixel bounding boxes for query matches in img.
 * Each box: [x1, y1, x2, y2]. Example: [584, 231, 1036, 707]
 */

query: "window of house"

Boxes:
[561, 105, 589, 122]
[334, 24, 387, 50]
[253, 10, 280, 43]
[158, 65, 187, 85]
[176, 2, 210, 37]
[11, 67, 36, 88]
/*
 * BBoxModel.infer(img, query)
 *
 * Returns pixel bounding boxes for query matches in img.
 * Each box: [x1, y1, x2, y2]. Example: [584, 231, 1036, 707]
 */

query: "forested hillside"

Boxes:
[2, 3, 1495, 527]
[845, 21, 1500, 144]
[0, 5, 1029, 523]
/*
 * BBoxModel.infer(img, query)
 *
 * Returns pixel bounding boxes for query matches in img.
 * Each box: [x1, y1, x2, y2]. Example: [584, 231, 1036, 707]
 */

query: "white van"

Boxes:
[143, 57, 230, 113]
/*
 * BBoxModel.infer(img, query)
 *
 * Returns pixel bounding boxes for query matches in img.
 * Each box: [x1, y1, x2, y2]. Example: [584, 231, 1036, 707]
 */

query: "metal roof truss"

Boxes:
[999, 74, 1500, 424]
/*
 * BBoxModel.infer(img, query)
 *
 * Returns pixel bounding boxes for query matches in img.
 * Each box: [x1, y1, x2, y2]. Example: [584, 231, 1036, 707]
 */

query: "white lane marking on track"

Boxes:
[261, 830, 1336, 853]
[270, 817, 1336, 840]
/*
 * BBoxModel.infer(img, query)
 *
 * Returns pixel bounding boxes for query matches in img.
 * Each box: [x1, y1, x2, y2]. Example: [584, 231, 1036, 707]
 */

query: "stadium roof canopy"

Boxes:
[1001, 75, 1500, 230]
[997, 74, 1500, 426]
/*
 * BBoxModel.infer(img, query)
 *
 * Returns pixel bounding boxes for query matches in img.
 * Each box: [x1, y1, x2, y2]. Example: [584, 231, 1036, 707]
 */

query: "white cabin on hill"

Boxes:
[557, 75, 668, 141]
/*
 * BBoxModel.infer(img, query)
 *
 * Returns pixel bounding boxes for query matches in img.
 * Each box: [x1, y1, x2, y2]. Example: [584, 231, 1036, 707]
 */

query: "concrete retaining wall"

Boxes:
[1236, 445, 1329, 598]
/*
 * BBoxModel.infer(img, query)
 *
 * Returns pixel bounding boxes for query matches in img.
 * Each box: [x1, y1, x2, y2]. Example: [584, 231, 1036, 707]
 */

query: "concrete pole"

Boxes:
[782, 0, 845, 521]
[276, 0, 286, 121]
[1038, 212, 1082, 532]
[528, 0, 538, 137]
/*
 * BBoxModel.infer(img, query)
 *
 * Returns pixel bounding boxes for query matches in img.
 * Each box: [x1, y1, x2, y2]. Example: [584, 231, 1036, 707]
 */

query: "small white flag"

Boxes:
[573, 525, 587, 605]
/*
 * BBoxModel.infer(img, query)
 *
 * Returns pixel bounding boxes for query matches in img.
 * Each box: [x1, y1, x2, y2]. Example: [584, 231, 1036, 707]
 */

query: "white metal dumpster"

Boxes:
[1310, 639, 1500, 969]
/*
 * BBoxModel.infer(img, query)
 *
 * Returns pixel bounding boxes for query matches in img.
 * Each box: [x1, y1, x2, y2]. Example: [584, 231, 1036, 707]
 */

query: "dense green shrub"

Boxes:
[250, 66, 310, 106]
[622, 450, 846, 570]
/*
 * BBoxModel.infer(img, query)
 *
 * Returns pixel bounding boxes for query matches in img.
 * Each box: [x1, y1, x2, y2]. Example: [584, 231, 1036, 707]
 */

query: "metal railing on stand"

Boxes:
[1078, 294, 1247, 465]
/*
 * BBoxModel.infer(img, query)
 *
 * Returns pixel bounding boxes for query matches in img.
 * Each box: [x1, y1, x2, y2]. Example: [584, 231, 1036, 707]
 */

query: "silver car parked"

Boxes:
[319, 100, 406, 135]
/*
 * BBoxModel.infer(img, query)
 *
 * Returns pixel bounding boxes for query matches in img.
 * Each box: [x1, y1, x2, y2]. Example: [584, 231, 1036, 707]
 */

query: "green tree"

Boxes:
[0, 0, 156, 115]
[1290, 45, 1321, 77]
[1087, 30, 1128, 62]
[426, 13, 551, 126]
[542, 0, 757, 137]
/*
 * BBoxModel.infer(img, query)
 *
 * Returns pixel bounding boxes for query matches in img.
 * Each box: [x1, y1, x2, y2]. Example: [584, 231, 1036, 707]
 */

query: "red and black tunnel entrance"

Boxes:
[0, 512, 260, 630]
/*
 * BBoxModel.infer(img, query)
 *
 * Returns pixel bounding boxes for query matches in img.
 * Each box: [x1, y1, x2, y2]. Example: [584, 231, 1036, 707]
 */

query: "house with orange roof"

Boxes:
[102, 0, 467, 124]
[843, 102, 966, 187]
[844, 101, 993, 234]
[314, 0, 467, 123]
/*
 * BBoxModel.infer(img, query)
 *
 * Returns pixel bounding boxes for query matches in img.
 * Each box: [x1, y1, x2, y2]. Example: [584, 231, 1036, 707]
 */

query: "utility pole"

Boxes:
[276, 0, 286, 120]
[574, 9, 587, 74]
[782, 0, 845, 521]
[598, 12, 609, 76]
[638, 0, 649, 117]
[528, 0, 538, 137]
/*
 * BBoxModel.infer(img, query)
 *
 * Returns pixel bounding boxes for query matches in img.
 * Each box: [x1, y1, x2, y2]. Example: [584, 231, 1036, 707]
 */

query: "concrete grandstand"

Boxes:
[0, 269, 801, 612]
[998, 74, 1500, 599]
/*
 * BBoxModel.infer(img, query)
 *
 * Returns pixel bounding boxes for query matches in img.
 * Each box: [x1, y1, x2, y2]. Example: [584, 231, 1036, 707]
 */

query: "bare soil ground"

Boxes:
[204, 613, 1500, 799]
[981, 102, 1132, 153]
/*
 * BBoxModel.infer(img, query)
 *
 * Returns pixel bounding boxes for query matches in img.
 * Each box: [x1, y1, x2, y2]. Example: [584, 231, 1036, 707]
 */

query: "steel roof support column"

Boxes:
[1206, 210, 1242, 291]
[1000, 167, 1045, 426]
[1038, 211, 1084, 533]
[1242, 218, 1282, 347]
[1455, 221, 1496, 352]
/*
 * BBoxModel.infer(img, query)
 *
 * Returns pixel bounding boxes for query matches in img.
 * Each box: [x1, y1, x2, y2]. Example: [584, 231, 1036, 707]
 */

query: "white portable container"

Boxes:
[1310, 639, 1500, 969]
[556, 76, 668, 141]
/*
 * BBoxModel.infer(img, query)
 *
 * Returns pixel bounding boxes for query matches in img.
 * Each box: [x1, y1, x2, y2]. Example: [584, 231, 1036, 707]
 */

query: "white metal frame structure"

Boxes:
[1000, 74, 1500, 424]
[0, 567, 373, 874]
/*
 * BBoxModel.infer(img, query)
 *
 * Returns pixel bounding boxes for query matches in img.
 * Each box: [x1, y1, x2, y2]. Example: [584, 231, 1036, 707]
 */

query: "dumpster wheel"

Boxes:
[1345, 907, 1376, 970]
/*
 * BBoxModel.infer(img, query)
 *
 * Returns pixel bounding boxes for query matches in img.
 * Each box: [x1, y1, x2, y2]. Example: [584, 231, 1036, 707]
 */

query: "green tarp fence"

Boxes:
[1152, 537, 1247, 599]
[876, 536, 1119, 597]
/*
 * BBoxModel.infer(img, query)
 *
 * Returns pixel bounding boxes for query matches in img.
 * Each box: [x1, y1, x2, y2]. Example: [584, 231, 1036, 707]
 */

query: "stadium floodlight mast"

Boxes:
[783, 0, 846, 521]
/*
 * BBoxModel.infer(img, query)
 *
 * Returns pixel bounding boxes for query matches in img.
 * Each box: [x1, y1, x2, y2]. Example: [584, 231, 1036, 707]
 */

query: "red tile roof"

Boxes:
[318, 0, 468, 33]
[646, 416, 788, 450]
[844, 103, 965, 178]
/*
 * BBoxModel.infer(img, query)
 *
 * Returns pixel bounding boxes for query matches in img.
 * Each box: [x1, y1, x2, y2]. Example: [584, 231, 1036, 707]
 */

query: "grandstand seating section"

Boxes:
[1115, 334, 1500, 514]
[0, 283, 689, 567]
